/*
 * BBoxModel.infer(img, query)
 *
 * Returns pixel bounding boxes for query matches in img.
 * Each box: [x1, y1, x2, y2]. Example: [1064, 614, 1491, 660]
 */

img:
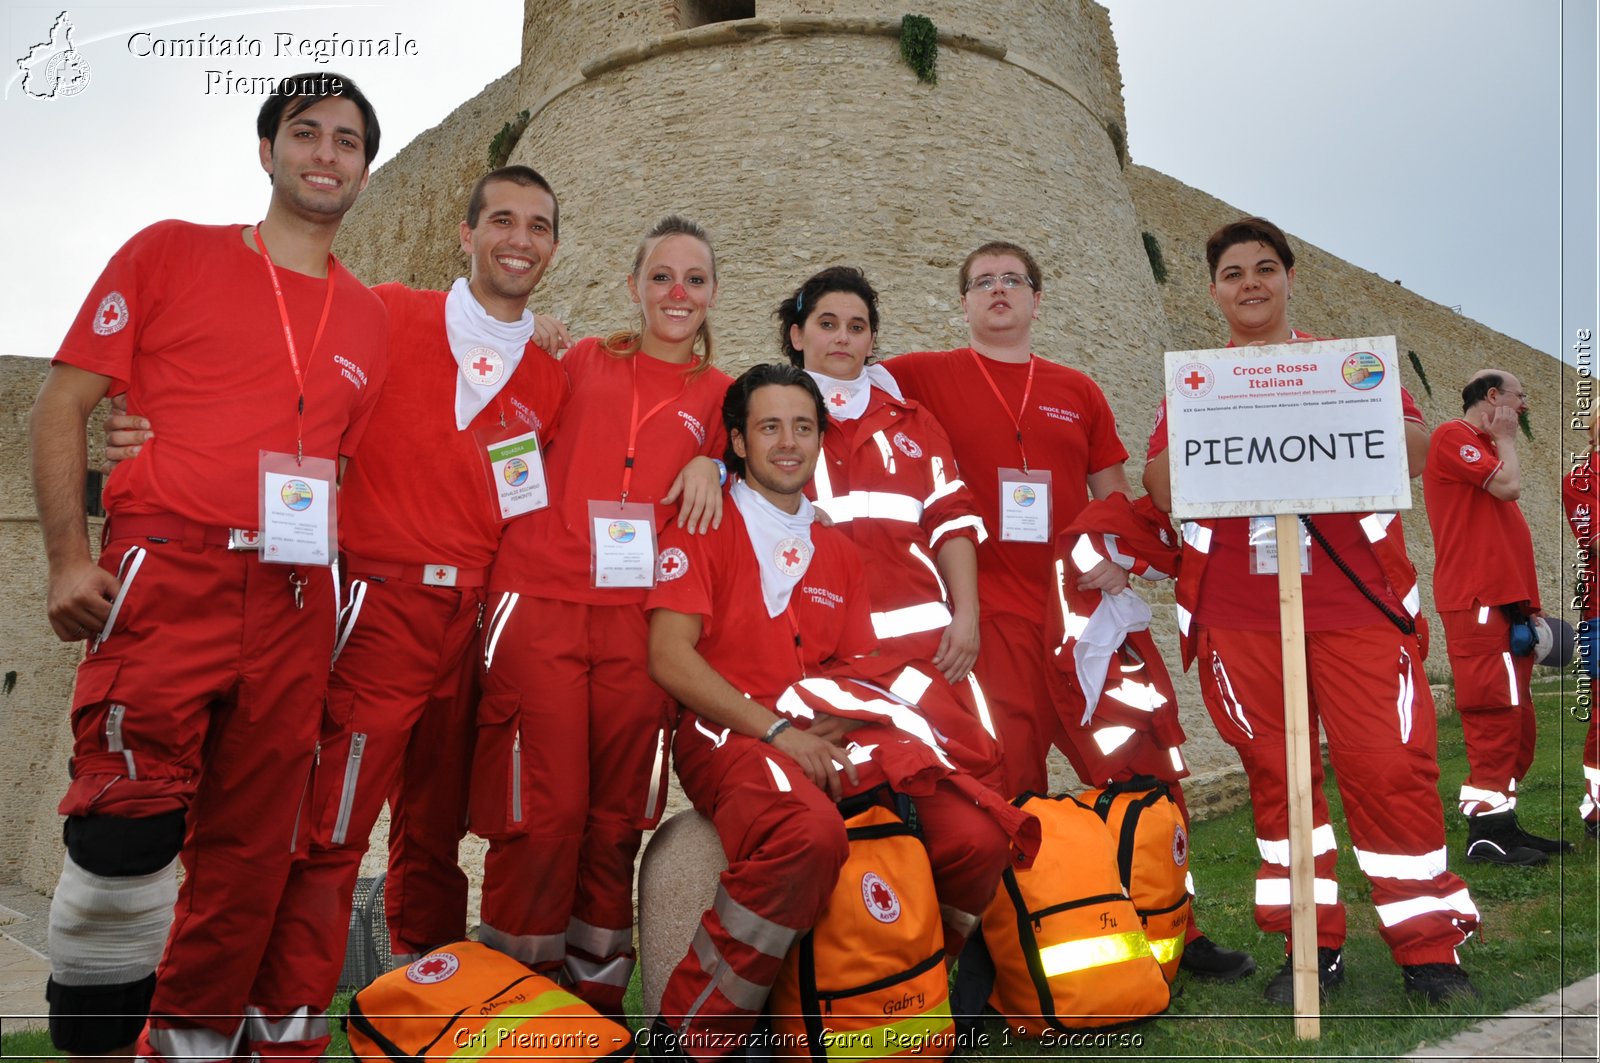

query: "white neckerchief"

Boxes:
[444, 277, 536, 429]
[731, 478, 816, 617]
[807, 364, 904, 422]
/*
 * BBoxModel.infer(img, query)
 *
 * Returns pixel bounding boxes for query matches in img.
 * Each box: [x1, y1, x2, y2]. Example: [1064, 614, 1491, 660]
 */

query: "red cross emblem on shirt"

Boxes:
[1183, 370, 1207, 392]
[661, 554, 681, 575]
[101, 305, 121, 328]
[829, 391, 847, 407]
[472, 356, 495, 379]
[782, 546, 801, 567]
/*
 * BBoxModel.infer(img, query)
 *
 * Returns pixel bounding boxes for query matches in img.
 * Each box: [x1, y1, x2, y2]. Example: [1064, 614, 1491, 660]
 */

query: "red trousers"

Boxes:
[1197, 623, 1478, 965]
[659, 717, 1010, 1059]
[475, 596, 673, 1014]
[968, 612, 1061, 795]
[1439, 606, 1538, 816]
[247, 573, 483, 1055]
[55, 530, 336, 1062]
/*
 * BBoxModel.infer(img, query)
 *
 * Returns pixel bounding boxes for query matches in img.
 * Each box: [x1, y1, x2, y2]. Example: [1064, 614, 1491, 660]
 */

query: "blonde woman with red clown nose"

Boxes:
[476, 215, 733, 1016]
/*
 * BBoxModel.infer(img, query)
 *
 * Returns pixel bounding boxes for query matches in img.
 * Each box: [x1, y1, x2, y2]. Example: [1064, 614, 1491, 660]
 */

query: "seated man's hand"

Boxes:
[771, 725, 858, 801]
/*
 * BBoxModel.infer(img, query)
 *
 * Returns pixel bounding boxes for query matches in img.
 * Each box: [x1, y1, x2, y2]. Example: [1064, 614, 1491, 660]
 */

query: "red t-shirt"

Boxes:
[645, 499, 877, 705]
[884, 348, 1127, 623]
[1142, 386, 1420, 630]
[1424, 418, 1540, 610]
[338, 285, 569, 570]
[57, 221, 387, 529]
[1564, 459, 1597, 620]
[490, 337, 732, 604]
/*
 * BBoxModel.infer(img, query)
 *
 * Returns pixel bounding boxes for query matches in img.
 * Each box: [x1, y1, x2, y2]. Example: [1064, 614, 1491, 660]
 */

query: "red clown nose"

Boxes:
[669, 283, 687, 300]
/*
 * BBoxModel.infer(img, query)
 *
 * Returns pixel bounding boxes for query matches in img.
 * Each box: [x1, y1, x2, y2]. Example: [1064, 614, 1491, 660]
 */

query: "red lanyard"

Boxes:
[621, 356, 690, 501]
[970, 349, 1036, 472]
[255, 225, 334, 464]
[783, 603, 806, 678]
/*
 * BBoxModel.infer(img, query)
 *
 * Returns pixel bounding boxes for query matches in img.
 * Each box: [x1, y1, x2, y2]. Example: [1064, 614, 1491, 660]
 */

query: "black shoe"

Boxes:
[1512, 816, 1575, 854]
[1263, 946, 1344, 1005]
[1402, 962, 1481, 1003]
[1178, 934, 1257, 983]
[1465, 814, 1548, 865]
[1587, 819, 1600, 840]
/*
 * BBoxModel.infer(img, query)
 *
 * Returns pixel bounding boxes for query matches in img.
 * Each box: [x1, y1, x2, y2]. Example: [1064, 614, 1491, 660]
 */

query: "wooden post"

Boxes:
[1275, 512, 1320, 1038]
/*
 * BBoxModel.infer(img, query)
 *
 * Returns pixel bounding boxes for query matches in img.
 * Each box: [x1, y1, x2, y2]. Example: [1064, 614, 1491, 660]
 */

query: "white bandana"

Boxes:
[731, 478, 816, 617]
[444, 277, 536, 429]
[806, 365, 904, 422]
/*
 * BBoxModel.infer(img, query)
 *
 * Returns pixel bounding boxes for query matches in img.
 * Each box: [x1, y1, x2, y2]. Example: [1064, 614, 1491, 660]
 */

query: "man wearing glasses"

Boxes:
[883, 240, 1254, 985]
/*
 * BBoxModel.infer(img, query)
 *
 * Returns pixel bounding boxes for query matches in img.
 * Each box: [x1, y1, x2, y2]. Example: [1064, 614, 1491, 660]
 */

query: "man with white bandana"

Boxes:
[104, 165, 572, 1055]
[645, 363, 1015, 1061]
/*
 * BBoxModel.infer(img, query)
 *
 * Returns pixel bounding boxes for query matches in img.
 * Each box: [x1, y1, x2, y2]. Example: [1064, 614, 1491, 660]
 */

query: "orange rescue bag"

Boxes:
[1080, 776, 1192, 981]
[345, 941, 634, 1061]
[771, 796, 955, 1061]
[980, 792, 1169, 1035]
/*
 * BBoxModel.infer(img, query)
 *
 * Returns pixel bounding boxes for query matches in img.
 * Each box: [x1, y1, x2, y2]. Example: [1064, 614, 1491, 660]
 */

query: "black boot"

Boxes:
[1511, 813, 1575, 854]
[1178, 934, 1257, 983]
[1465, 812, 1547, 865]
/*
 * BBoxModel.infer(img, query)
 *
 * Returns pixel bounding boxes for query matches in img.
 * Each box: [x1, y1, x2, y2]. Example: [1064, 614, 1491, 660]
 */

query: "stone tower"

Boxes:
[337, 0, 1174, 401]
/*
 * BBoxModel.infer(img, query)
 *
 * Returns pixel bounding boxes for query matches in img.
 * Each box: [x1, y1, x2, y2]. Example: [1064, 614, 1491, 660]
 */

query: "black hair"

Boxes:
[721, 364, 828, 477]
[775, 266, 881, 366]
[1205, 216, 1295, 280]
[256, 71, 380, 165]
[466, 165, 559, 239]
[1461, 372, 1505, 413]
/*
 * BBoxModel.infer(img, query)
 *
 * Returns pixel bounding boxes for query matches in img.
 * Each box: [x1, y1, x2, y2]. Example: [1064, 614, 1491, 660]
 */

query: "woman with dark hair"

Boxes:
[775, 265, 987, 688]
[478, 214, 733, 1014]
[1143, 216, 1480, 1005]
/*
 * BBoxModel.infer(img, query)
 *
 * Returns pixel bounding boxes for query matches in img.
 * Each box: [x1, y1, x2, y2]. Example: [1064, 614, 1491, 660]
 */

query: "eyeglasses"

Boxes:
[965, 272, 1035, 293]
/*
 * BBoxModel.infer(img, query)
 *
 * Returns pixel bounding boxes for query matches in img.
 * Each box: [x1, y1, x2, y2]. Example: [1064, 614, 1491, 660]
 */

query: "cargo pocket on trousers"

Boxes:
[313, 686, 366, 848]
[468, 692, 527, 840]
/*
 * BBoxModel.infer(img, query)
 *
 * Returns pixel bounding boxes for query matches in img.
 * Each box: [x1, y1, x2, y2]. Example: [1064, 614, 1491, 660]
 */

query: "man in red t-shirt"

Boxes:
[645, 365, 1011, 1060]
[103, 169, 571, 1054]
[29, 74, 387, 1062]
[1425, 369, 1571, 863]
[886, 241, 1253, 984]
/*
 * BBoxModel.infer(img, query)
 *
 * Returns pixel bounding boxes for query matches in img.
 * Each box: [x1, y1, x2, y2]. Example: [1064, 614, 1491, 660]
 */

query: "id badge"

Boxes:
[998, 467, 1052, 543]
[259, 450, 337, 566]
[589, 500, 658, 588]
[477, 424, 549, 520]
[1248, 516, 1311, 575]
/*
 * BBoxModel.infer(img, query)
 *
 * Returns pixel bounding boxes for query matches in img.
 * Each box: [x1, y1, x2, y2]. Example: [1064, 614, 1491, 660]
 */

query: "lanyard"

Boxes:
[255, 225, 335, 464]
[621, 356, 690, 501]
[970, 349, 1036, 472]
[783, 603, 806, 678]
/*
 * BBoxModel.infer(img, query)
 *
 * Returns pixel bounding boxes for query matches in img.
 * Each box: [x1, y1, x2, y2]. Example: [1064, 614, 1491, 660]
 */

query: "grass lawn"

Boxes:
[4, 676, 1595, 1060]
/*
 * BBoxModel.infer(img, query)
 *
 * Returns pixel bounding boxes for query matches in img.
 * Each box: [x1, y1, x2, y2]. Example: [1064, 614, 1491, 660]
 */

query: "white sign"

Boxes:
[1163, 336, 1411, 519]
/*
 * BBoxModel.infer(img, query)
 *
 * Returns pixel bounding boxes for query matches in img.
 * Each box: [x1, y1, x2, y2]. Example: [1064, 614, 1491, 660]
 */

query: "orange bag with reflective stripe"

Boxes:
[980, 792, 1169, 1035]
[345, 941, 634, 1060]
[770, 795, 955, 1061]
[1080, 777, 1192, 982]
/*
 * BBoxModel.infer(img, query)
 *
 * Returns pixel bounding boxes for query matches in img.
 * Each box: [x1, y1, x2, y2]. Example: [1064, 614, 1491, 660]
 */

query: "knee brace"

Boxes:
[47, 813, 184, 1053]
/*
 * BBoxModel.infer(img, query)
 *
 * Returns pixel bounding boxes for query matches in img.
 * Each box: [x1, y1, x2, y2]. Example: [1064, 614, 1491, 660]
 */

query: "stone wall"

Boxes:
[1, 356, 104, 893]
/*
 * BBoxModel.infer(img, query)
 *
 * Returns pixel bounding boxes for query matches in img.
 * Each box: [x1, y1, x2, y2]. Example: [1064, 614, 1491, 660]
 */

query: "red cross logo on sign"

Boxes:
[1176, 362, 1214, 397]
[462, 347, 503, 387]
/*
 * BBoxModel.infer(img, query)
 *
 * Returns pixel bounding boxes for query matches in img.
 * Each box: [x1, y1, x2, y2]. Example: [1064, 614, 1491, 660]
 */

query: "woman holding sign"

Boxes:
[477, 215, 733, 1014]
[1142, 217, 1479, 1005]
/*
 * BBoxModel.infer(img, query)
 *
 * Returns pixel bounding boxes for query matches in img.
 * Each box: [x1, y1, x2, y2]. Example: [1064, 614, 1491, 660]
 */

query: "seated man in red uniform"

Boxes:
[30, 73, 388, 1062]
[645, 364, 1015, 1060]
[1425, 369, 1571, 862]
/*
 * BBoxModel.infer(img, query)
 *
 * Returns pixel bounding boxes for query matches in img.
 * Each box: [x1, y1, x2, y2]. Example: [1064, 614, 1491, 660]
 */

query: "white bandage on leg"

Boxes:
[48, 854, 178, 986]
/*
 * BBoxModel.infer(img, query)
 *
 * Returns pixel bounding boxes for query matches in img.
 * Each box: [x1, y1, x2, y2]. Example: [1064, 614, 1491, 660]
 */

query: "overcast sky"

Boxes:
[2, 1, 1593, 367]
